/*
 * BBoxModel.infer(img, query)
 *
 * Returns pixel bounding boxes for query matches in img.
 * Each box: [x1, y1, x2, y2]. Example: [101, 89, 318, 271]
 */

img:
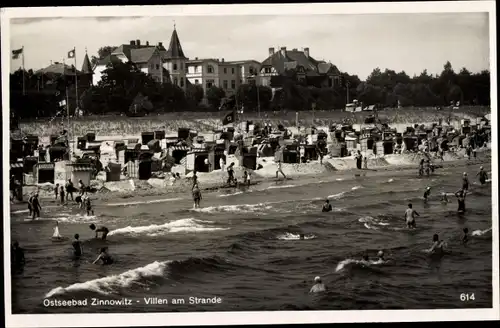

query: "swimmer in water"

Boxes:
[462, 228, 469, 245]
[377, 250, 385, 261]
[322, 199, 332, 212]
[404, 203, 420, 229]
[309, 276, 326, 293]
[72, 234, 83, 257]
[455, 189, 467, 213]
[423, 187, 431, 202]
[461, 172, 469, 192]
[89, 223, 109, 240]
[476, 166, 488, 185]
[92, 247, 113, 265]
[192, 184, 202, 209]
[428, 234, 445, 255]
[299, 233, 305, 240]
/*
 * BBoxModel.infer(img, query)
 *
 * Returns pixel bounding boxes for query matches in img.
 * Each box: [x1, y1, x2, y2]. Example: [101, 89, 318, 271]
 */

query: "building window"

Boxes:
[240, 79, 242, 84]
[249, 67, 255, 75]
[223, 80, 228, 89]
[173, 63, 178, 71]
[231, 80, 236, 89]
[180, 77, 184, 87]
[206, 79, 214, 89]
[328, 77, 334, 88]
[207, 65, 214, 73]
[232, 67, 235, 74]
[195, 79, 199, 85]
[173, 77, 178, 85]
[156, 64, 160, 70]
[224, 67, 227, 74]
[180, 63, 183, 71]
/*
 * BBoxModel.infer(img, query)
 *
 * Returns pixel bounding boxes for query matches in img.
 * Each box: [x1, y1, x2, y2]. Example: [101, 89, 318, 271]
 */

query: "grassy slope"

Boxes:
[17, 106, 490, 138]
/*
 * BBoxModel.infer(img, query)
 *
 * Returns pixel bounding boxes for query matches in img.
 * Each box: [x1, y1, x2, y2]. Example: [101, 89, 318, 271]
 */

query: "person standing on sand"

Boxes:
[355, 150, 362, 169]
[31, 193, 42, 220]
[363, 156, 368, 169]
[220, 157, 226, 181]
[276, 160, 287, 180]
[66, 179, 74, 201]
[59, 185, 65, 205]
[54, 183, 60, 200]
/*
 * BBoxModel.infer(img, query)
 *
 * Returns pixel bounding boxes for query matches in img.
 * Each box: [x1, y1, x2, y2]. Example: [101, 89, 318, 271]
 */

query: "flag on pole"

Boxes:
[12, 48, 23, 59]
[59, 99, 67, 107]
[222, 111, 235, 125]
[67, 48, 75, 59]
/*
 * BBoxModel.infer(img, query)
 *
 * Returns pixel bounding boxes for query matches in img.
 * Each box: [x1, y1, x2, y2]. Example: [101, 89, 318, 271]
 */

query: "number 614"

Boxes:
[460, 293, 475, 301]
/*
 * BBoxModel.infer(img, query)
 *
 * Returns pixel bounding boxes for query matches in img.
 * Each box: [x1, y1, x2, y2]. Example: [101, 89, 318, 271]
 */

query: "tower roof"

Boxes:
[164, 28, 187, 60]
[81, 52, 93, 74]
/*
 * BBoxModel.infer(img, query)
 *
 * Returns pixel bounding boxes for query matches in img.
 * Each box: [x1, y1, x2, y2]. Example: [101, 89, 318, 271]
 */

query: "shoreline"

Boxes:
[11, 148, 490, 208]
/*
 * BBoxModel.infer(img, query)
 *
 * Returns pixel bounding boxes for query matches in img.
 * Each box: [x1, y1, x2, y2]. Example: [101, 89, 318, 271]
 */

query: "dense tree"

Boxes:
[206, 86, 226, 110]
[9, 59, 491, 121]
[90, 46, 117, 67]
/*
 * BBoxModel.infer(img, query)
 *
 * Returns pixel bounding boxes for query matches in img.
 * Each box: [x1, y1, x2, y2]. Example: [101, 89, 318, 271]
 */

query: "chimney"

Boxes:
[158, 42, 163, 48]
[304, 47, 310, 58]
[195, 57, 198, 60]
[146, 41, 149, 46]
[221, 58, 225, 62]
[269, 47, 275, 56]
[292, 48, 298, 51]
[130, 40, 136, 46]
[136, 40, 141, 46]
[280, 47, 286, 56]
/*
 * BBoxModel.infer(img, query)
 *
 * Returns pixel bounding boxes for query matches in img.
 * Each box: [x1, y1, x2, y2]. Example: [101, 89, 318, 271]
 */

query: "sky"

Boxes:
[9, 12, 490, 80]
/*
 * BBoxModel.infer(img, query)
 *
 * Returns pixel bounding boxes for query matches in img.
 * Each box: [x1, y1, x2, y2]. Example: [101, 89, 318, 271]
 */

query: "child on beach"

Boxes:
[363, 156, 368, 169]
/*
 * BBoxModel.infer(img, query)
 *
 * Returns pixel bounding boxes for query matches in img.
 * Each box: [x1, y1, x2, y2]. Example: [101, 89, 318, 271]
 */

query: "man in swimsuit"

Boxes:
[455, 189, 466, 213]
[309, 276, 326, 293]
[404, 203, 419, 229]
[476, 166, 488, 185]
[66, 179, 74, 201]
[27, 193, 35, 217]
[418, 159, 425, 176]
[85, 197, 94, 216]
[429, 234, 445, 255]
[440, 192, 449, 204]
[54, 183, 60, 200]
[461, 172, 469, 192]
[192, 184, 202, 209]
[322, 199, 332, 212]
[72, 234, 83, 257]
[90, 224, 109, 240]
[227, 163, 236, 185]
[423, 187, 431, 202]
[59, 185, 65, 205]
[93, 247, 113, 265]
[276, 160, 287, 179]
[31, 193, 42, 220]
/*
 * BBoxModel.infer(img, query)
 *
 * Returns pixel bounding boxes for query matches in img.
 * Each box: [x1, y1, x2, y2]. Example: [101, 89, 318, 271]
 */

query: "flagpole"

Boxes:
[74, 47, 78, 118]
[22, 46, 25, 95]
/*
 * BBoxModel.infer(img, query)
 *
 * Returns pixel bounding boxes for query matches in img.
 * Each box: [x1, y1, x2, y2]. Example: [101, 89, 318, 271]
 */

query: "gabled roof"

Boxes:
[96, 54, 121, 66]
[81, 53, 93, 74]
[111, 44, 133, 59]
[130, 47, 158, 63]
[261, 49, 337, 76]
[164, 29, 187, 59]
[36, 63, 81, 76]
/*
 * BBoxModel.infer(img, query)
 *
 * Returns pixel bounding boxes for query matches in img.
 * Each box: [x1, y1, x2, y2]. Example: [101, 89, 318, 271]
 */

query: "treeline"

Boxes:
[9, 60, 490, 120]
